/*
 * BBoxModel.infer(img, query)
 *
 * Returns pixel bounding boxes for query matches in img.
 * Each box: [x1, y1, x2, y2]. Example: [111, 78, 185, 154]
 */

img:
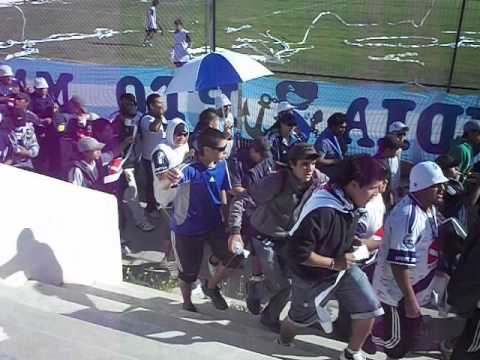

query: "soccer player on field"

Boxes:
[143, 0, 163, 47]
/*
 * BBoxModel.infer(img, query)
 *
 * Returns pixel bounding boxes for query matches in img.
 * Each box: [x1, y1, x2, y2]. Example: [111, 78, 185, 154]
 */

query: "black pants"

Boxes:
[141, 158, 157, 213]
[452, 309, 480, 359]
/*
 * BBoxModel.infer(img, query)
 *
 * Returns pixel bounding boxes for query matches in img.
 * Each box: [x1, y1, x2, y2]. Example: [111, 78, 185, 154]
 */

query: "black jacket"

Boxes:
[288, 186, 360, 282]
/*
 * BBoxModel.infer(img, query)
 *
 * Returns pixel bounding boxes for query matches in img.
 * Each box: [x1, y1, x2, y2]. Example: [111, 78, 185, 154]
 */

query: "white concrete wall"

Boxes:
[0, 164, 122, 286]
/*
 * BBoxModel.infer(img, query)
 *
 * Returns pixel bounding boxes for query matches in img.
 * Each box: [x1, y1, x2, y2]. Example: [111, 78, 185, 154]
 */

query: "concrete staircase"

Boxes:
[0, 281, 456, 360]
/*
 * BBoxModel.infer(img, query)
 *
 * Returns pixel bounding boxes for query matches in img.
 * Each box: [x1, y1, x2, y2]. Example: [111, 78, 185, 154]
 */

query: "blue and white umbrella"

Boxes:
[166, 50, 273, 94]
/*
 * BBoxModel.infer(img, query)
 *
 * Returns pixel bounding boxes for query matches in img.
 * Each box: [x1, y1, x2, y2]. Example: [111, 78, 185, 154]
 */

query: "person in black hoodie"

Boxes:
[279, 155, 388, 360]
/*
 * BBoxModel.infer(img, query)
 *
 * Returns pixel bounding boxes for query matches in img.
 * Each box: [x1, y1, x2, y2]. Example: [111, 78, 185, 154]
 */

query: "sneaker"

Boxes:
[246, 276, 263, 315]
[201, 280, 228, 310]
[339, 348, 367, 360]
[135, 220, 155, 232]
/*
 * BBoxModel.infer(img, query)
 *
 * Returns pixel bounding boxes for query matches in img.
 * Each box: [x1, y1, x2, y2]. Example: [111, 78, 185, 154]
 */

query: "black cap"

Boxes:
[287, 143, 319, 162]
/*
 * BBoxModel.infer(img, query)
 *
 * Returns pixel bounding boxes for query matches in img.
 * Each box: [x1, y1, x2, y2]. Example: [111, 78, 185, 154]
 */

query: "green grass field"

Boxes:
[0, 0, 478, 89]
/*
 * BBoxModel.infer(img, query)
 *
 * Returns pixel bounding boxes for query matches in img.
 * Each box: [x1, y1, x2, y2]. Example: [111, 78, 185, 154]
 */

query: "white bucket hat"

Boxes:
[0, 64, 13, 77]
[409, 161, 449, 193]
[34, 77, 49, 89]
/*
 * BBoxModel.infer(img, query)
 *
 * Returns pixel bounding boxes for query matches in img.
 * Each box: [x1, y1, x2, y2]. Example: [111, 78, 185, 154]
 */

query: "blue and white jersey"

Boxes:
[144, 6, 157, 30]
[373, 194, 440, 307]
[171, 159, 231, 236]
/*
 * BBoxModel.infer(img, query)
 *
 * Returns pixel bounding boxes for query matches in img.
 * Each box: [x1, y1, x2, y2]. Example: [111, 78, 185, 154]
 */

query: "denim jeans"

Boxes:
[252, 237, 290, 325]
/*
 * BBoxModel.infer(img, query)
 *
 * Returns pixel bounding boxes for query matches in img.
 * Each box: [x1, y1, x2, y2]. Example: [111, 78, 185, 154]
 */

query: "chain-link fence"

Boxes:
[0, 0, 208, 66]
[0, 0, 478, 91]
[215, 0, 479, 91]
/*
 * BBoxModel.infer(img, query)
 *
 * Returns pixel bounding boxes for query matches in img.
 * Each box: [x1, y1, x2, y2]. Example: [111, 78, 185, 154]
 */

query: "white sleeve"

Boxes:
[385, 206, 420, 267]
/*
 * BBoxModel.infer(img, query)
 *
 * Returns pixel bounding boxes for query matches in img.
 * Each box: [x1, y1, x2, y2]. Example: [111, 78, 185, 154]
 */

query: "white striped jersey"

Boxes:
[144, 6, 157, 30]
[373, 194, 440, 307]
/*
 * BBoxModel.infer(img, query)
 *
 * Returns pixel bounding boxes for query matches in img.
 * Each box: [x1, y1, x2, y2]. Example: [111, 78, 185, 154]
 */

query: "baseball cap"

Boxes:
[34, 77, 49, 89]
[276, 101, 295, 116]
[173, 122, 188, 135]
[214, 94, 231, 109]
[388, 121, 409, 134]
[287, 143, 319, 162]
[0, 65, 13, 77]
[463, 121, 480, 133]
[77, 136, 105, 153]
[409, 161, 448, 192]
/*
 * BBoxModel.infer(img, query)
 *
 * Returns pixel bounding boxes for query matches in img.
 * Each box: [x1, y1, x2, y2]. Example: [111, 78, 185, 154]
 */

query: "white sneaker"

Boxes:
[339, 348, 367, 360]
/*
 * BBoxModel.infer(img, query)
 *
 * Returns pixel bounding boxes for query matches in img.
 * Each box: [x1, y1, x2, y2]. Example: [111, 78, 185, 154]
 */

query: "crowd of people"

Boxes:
[1, 62, 480, 360]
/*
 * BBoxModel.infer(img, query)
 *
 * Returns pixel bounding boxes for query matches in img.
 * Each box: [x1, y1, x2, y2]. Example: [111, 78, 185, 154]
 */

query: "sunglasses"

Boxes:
[175, 132, 188, 137]
[208, 144, 227, 152]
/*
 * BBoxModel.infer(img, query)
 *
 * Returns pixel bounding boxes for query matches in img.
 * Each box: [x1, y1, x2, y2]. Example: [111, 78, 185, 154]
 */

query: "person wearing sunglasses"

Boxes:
[371, 161, 449, 359]
[162, 127, 236, 312]
[264, 111, 302, 165]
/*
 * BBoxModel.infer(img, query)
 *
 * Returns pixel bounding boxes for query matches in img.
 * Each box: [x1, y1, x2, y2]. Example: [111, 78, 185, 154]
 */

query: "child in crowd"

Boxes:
[170, 18, 191, 67]
[68, 136, 105, 189]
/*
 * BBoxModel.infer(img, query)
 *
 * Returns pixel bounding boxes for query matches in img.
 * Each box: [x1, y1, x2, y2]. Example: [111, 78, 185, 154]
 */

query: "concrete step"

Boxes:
[0, 281, 454, 360]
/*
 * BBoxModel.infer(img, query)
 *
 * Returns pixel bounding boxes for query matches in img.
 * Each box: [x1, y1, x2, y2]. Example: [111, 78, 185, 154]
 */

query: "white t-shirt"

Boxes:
[171, 29, 190, 63]
[140, 114, 166, 161]
[145, 6, 157, 30]
[373, 194, 440, 307]
[357, 193, 385, 240]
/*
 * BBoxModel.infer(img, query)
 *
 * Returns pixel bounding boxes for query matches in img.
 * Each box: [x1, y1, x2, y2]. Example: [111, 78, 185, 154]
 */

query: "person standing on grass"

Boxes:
[143, 0, 163, 47]
[170, 18, 191, 67]
[371, 161, 448, 359]
[163, 128, 237, 313]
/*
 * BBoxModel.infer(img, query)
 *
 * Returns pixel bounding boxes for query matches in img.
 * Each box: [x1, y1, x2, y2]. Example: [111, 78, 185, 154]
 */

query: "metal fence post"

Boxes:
[447, 0, 467, 93]
[207, 0, 216, 52]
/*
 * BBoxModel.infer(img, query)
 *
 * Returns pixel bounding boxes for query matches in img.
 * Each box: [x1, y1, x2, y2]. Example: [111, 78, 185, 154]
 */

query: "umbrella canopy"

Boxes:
[166, 50, 273, 94]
